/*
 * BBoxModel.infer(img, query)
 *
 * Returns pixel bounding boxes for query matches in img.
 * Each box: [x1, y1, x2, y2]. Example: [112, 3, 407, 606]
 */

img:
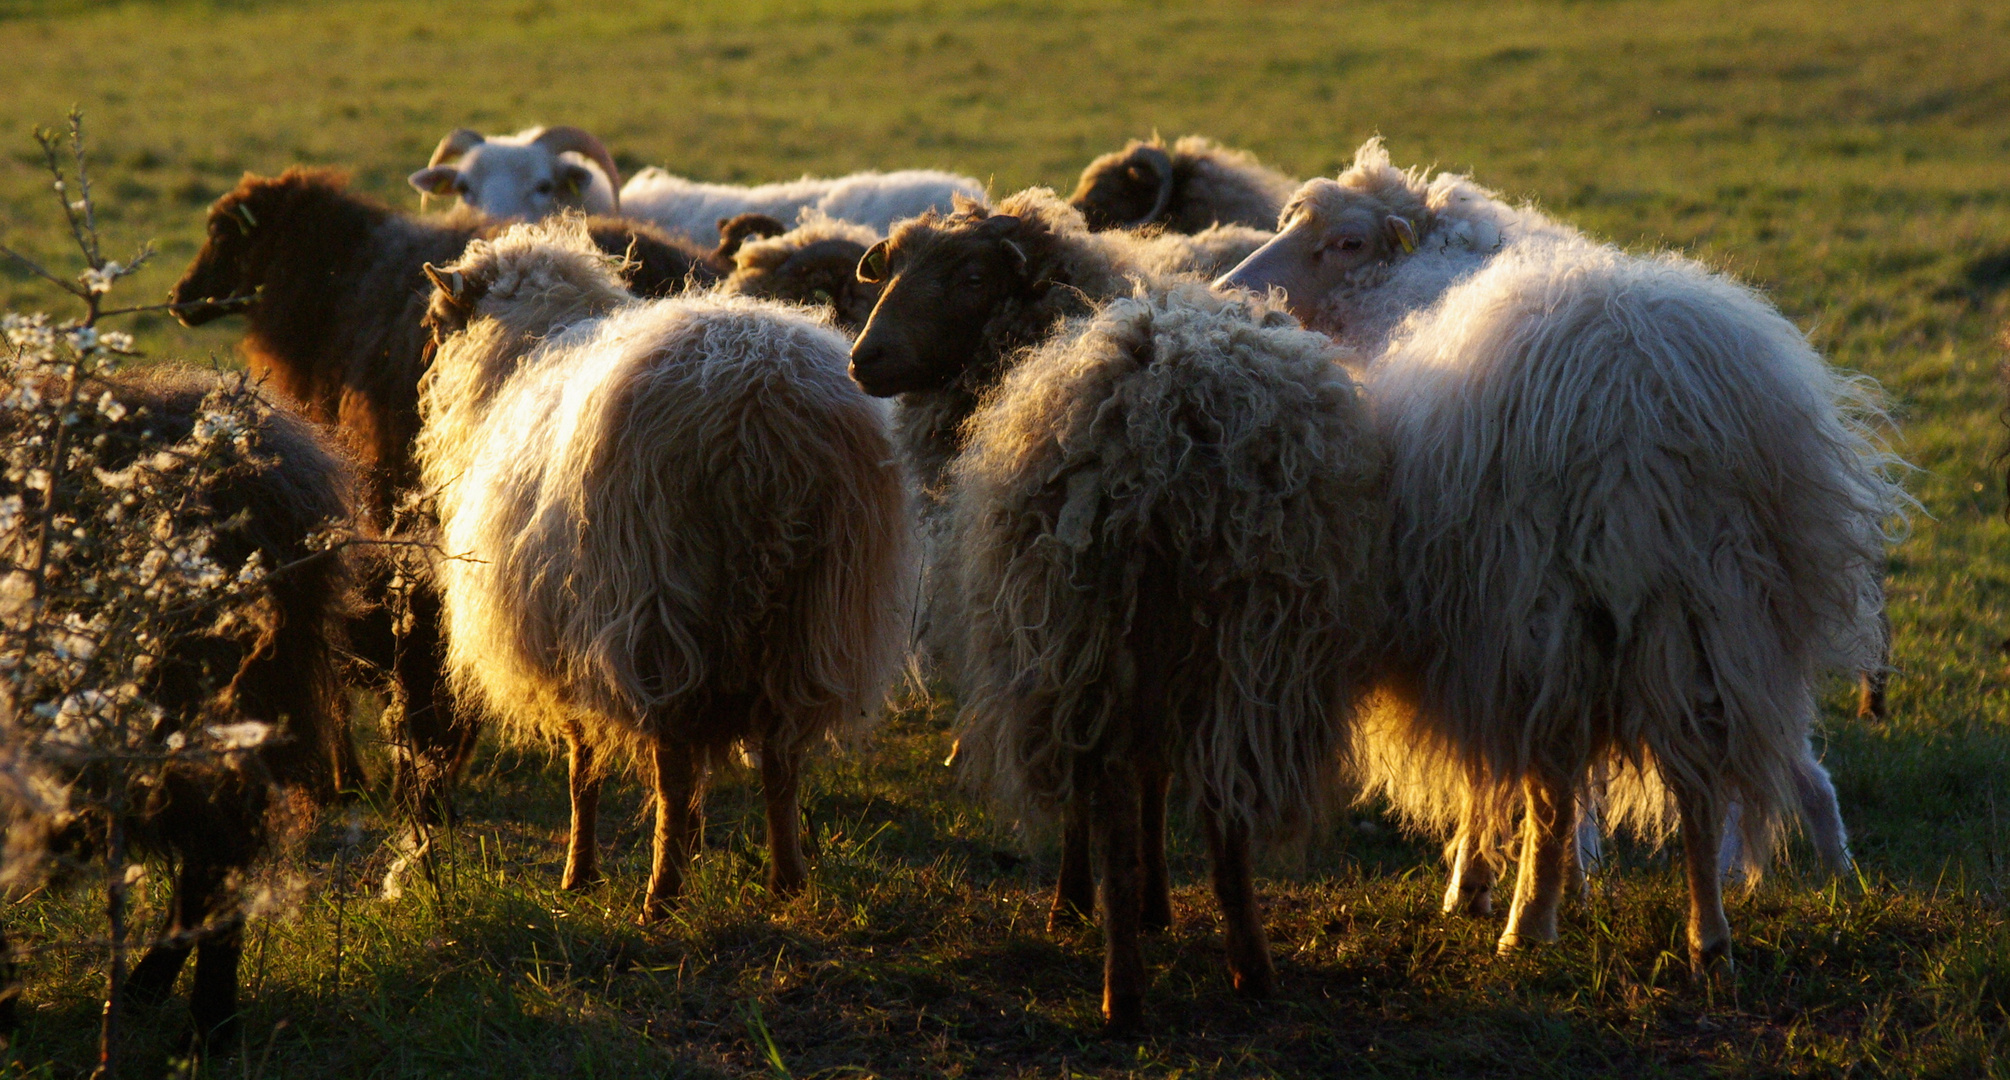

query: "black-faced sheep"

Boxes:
[1070, 135, 1297, 233]
[0, 367, 353, 1048]
[409, 126, 623, 220]
[849, 192, 1388, 1030]
[168, 169, 727, 819]
[1221, 140, 1906, 972]
[620, 165, 987, 246]
[414, 218, 909, 915]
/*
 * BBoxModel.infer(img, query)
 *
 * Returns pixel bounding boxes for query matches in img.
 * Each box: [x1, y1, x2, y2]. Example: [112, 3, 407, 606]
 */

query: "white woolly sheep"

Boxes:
[1221, 140, 1906, 973]
[409, 126, 624, 220]
[620, 166, 986, 245]
[414, 217, 910, 915]
[1070, 135, 1297, 233]
[849, 191, 1388, 1030]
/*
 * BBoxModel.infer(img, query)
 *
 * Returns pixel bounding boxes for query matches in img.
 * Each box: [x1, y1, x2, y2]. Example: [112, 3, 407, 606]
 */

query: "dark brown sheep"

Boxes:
[849, 190, 1385, 1030]
[167, 169, 724, 818]
[1069, 136, 1296, 233]
[0, 367, 354, 1050]
[721, 211, 884, 333]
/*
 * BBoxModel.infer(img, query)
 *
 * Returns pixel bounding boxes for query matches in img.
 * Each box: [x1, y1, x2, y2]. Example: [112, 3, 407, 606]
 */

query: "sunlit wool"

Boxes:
[946, 280, 1388, 836]
[414, 218, 910, 776]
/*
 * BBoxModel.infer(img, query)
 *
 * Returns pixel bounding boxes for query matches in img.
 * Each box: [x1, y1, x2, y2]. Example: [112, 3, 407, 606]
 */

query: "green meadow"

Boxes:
[3, 0, 2009, 1075]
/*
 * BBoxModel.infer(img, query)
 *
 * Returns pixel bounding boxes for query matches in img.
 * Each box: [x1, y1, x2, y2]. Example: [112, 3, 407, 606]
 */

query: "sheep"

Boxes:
[0, 367, 354, 1049]
[720, 210, 885, 333]
[413, 217, 909, 915]
[409, 125, 623, 220]
[1219, 139, 1906, 972]
[1070, 135, 1297, 233]
[168, 169, 728, 820]
[619, 164, 986, 246]
[848, 191, 1388, 1029]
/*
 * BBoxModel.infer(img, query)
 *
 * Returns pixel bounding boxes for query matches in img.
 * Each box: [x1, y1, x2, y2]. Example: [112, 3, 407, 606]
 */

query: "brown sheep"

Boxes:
[849, 191, 1386, 1030]
[1070, 136, 1296, 233]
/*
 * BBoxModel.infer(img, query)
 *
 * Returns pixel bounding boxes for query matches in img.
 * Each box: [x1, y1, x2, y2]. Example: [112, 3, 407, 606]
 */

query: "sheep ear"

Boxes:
[1385, 215, 1417, 254]
[1126, 144, 1175, 226]
[857, 240, 890, 284]
[410, 166, 462, 197]
[422, 263, 466, 304]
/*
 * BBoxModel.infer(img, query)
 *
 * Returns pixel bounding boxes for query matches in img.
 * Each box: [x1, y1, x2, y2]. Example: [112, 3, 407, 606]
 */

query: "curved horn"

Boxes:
[427, 128, 487, 168]
[529, 126, 622, 211]
[1127, 143, 1175, 227]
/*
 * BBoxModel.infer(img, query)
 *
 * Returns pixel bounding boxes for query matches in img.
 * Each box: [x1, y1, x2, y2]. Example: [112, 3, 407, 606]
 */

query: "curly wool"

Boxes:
[1354, 240, 1908, 874]
[416, 218, 911, 769]
[948, 281, 1388, 834]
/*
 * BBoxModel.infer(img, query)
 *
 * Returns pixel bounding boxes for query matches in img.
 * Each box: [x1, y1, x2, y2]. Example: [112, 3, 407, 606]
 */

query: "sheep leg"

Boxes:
[1048, 807, 1095, 931]
[1794, 754, 1853, 875]
[761, 743, 808, 898]
[1090, 767, 1146, 1034]
[1139, 758, 1174, 933]
[0, 926, 16, 1035]
[1498, 772, 1573, 952]
[127, 855, 223, 1007]
[1202, 805, 1276, 999]
[1676, 783, 1734, 976]
[562, 727, 602, 891]
[187, 915, 245, 1052]
[641, 739, 704, 923]
[388, 580, 475, 828]
[1441, 818, 1495, 916]
[1858, 600, 1891, 720]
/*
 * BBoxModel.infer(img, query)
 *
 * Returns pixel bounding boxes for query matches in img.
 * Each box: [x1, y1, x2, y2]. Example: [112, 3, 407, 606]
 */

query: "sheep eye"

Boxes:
[1338, 237, 1364, 252]
[534, 180, 555, 195]
[964, 270, 985, 287]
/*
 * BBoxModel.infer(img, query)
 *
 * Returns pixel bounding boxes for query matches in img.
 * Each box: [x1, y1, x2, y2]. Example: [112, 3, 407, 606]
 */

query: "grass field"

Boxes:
[5, 0, 2010, 1075]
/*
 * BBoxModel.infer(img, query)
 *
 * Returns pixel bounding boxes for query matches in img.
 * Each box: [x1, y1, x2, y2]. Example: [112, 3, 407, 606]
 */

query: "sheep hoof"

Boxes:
[1230, 965, 1276, 999]
[1047, 903, 1091, 933]
[1443, 886, 1493, 918]
[1690, 939, 1734, 981]
[1496, 928, 1557, 954]
[1100, 994, 1144, 1036]
[560, 869, 600, 892]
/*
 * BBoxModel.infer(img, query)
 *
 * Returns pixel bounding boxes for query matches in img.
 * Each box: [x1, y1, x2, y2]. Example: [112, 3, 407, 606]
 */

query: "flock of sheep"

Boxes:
[20, 125, 1906, 1046]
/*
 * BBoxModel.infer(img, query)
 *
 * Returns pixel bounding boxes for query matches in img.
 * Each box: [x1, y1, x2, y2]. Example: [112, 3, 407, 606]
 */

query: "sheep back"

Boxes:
[1358, 242, 1906, 871]
[620, 168, 985, 245]
[422, 290, 909, 765]
[948, 282, 1388, 836]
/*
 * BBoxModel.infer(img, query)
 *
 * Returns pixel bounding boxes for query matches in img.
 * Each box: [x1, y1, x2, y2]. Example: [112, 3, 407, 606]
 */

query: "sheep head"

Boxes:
[420, 216, 631, 347]
[407, 125, 621, 221]
[1069, 139, 1175, 231]
[848, 199, 1061, 398]
[171, 168, 358, 327]
[722, 213, 883, 333]
[1214, 139, 1432, 333]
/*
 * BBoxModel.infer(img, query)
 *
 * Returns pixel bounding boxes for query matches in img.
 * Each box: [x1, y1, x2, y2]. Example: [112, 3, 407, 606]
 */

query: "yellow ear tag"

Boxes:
[1398, 230, 1416, 254]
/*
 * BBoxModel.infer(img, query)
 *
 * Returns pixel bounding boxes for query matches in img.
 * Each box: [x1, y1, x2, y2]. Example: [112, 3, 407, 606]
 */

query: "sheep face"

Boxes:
[408, 127, 621, 222]
[1215, 179, 1422, 331]
[848, 212, 1043, 397]
[411, 143, 597, 222]
[171, 170, 345, 326]
[1069, 141, 1173, 231]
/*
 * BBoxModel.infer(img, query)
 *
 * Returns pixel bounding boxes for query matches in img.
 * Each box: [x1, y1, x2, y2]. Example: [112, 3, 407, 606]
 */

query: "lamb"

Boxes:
[1070, 135, 1297, 233]
[168, 169, 728, 818]
[0, 367, 354, 1048]
[1219, 140, 1906, 972]
[848, 191, 1388, 1029]
[619, 165, 986, 246]
[409, 126, 623, 220]
[413, 218, 909, 914]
